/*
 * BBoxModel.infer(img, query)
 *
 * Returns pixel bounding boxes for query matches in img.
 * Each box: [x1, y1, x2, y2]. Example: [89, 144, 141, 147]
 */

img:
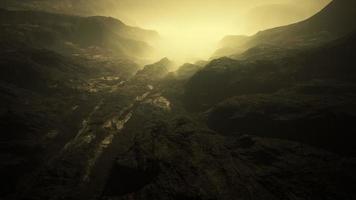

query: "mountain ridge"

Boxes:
[0, 8, 159, 61]
[214, 0, 356, 58]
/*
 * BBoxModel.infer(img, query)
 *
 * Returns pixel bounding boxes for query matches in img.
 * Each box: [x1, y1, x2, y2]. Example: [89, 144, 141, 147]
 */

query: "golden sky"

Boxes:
[88, 0, 332, 63]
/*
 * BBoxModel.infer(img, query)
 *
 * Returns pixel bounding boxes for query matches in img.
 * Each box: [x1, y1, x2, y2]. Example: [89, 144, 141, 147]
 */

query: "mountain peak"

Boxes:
[158, 57, 170, 63]
[150, 57, 173, 68]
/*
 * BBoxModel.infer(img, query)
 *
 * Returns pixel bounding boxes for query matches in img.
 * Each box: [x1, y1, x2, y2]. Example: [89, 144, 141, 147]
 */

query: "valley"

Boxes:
[1, 1, 356, 200]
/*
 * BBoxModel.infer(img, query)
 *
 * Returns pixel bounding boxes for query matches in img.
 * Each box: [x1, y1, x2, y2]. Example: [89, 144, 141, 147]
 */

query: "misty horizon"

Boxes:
[86, 0, 331, 63]
[1, 0, 331, 63]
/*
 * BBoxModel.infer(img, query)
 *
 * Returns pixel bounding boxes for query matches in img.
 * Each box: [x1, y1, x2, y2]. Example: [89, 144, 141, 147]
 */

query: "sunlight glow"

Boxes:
[148, 23, 238, 64]
[110, 0, 331, 64]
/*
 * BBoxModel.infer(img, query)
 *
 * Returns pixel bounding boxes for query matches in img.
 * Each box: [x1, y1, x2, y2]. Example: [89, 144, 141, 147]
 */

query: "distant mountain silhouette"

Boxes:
[0, 9, 159, 60]
[0, 0, 123, 17]
[214, 0, 356, 58]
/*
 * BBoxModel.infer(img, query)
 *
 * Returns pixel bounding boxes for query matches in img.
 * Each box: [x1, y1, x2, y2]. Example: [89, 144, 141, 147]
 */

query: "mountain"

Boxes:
[185, 31, 356, 155]
[241, 4, 311, 35]
[3, 48, 354, 199]
[135, 58, 174, 80]
[0, 39, 141, 196]
[0, 9, 159, 61]
[214, 35, 250, 58]
[175, 63, 204, 80]
[0, 8, 160, 197]
[214, 0, 356, 58]
[188, 30, 356, 110]
[1, 1, 356, 199]
[0, 0, 123, 18]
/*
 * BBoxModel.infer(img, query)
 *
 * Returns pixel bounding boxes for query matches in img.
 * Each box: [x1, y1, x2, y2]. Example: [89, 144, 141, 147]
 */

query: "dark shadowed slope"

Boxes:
[190, 31, 356, 110]
[185, 31, 356, 155]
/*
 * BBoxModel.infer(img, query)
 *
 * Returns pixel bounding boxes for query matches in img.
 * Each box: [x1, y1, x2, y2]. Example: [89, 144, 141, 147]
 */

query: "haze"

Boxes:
[4, 0, 331, 63]
[75, 0, 325, 63]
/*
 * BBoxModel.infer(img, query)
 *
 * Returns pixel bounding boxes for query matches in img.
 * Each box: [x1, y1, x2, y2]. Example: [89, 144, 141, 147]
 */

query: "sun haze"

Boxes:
[20, 0, 330, 63]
